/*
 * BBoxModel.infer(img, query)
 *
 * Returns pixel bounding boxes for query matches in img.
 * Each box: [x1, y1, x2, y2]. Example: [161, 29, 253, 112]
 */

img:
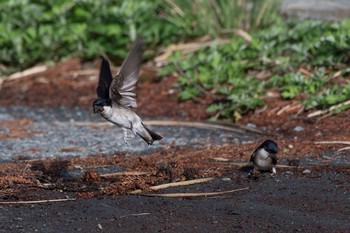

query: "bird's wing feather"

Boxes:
[270, 154, 278, 165]
[250, 150, 257, 162]
[110, 37, 143, 108]
[96, 57, 113, 99]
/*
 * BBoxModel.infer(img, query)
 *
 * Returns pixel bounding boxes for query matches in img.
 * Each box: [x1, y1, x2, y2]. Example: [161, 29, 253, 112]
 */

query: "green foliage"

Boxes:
[0, 0, 188, 73]
[269, 68, 328, 99]
[162, 17, 350, 120]
[0, 0, 281, 74]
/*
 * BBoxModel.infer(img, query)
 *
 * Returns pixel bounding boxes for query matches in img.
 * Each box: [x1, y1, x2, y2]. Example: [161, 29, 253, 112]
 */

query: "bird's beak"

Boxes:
[93, 106, 104, 114]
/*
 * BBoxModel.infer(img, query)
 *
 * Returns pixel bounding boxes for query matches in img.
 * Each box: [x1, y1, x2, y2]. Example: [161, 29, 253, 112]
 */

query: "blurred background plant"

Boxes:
[1, 0, 350, 121]
[0, 0, 280, 74]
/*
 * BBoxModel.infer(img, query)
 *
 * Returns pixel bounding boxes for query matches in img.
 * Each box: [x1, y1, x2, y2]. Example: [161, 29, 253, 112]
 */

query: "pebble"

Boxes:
[222, 177, 231, 181]
[302, 169, 311, 174]
[246, 123, 256, 128]
[294, 126, 304, 132]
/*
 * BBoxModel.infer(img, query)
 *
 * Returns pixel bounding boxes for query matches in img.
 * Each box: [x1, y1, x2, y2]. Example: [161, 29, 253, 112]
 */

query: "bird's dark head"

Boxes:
[260, 140, 278, 154]
[93, 99, 112, 114]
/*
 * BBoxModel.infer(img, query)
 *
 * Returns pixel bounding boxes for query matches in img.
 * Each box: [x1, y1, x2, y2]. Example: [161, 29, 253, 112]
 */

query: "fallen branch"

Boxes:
[0, 198, 76, 205]
[315, 141, 350, 145]
[137, 187, 249, 198]
[100, 171, 149, 177]
[129, 177, 214, 194]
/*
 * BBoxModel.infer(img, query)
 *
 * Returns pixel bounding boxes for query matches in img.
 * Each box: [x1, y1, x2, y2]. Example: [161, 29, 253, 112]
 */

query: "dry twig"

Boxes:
[314, 141, 350, 145]
[137, 187, 249, 198]
[100, 171, 149, 178]
[0, 198, 76, 205]
[337, 146, 350, 152]
[129, 177, 214, 194]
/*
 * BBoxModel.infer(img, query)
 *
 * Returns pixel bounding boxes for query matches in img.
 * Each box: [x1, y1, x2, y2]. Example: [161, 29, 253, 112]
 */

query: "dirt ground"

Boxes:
[0, 58, 349, 232]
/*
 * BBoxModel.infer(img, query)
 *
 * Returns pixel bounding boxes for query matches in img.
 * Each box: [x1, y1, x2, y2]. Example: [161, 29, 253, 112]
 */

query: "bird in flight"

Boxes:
[92, 38, 162, 145]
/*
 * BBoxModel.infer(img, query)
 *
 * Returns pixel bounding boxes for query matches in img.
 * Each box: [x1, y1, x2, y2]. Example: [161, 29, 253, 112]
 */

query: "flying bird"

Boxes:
[92, 38, 162, 145]
[250, 140, 278, 175]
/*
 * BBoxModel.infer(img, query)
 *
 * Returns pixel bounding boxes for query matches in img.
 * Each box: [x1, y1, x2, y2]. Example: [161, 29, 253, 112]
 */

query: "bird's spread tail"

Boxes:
[137, 124, 162, 145]
[145, 126, 162, 142]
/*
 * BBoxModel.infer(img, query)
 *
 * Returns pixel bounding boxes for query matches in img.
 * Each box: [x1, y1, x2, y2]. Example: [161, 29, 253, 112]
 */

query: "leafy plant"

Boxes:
[0, 0, 188, 74]
[162, 17, 350, 120]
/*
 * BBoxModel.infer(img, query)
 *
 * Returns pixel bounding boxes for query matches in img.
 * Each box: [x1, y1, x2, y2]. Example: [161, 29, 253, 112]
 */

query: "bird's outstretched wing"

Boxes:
[109, 37, 143, 108]
[96, 57, 113, 99]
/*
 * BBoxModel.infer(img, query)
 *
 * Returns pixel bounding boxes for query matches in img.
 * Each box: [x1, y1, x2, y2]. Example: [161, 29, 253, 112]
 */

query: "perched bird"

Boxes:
[92, 38, 162, 145]
[250, 140, 278, 174]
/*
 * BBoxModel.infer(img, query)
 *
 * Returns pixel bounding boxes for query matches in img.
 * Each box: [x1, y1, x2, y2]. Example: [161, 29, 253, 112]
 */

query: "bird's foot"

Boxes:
[123, 129, 134, 145]
[271, 167, 277, 176]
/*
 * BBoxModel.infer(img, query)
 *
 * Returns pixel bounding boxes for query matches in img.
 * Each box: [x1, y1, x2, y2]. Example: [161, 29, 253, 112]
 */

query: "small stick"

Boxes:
[100, 171, 149, 177]
[315, 141, 350, 145]
[337, 146, 350, 152]
[0, 198, 76, 205]
[129, 177, 214, 194]
[137, 187, 249, 198]
[277, 104, 291, 115]
[0, 65, 47, 81]
[119, 213, 151, 219]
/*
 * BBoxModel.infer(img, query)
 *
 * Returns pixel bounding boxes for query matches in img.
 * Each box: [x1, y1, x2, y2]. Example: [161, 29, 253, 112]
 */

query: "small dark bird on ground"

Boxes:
[92, 38, 162, 145]
[250, 140, 278, 175]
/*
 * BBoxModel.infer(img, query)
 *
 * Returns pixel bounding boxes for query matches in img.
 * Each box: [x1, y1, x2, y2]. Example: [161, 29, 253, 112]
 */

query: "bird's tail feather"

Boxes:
[145, 127, 162, 141]
[137, 125, 162, 145]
